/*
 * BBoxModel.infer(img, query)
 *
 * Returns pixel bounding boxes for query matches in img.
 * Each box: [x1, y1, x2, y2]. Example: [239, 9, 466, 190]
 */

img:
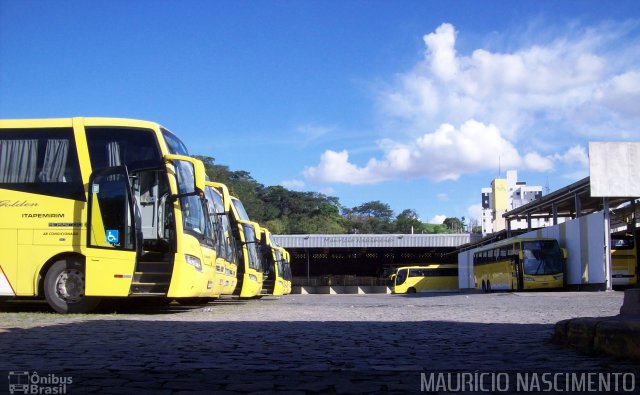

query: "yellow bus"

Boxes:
[277, 246, 292, 295]
[204, 181, 238, 295]
[231, 196, 251, 221]
[391, 264, 458, 294]
[234, 219, 263, 298]
[258, 228, 289, 296]
[473, 238, 565, 292]
[223, 194, 262, 297]
[0, 117, 221, 312]
[611, 232, 638, 287]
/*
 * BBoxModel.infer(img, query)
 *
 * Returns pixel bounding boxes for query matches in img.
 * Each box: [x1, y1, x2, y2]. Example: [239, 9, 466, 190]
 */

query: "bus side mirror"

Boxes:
[562, 248, 568, 259]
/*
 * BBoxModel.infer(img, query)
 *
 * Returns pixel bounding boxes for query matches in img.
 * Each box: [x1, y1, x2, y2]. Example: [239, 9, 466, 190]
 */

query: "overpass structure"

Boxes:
[272, 233, 476, 293]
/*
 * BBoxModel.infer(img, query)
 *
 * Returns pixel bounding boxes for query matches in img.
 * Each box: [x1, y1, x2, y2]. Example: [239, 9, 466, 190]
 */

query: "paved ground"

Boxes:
[1, 292, 638, 394]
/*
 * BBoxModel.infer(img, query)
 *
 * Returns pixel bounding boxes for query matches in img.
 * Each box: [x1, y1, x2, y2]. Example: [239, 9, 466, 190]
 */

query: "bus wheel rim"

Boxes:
[55, 269, 85, 303]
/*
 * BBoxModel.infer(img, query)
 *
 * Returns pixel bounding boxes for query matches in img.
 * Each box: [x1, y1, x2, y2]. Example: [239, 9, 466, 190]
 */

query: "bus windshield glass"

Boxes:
[173, 161, 212, 243]
[612, 235, 634, 250]
[242, 224, 262, 271]
[522, 240, 563, 275]
[233, 198, 250, 221]
[162, 128, 189, 155]
[86, 127, 163, 171]
[395, 269, 408, 285]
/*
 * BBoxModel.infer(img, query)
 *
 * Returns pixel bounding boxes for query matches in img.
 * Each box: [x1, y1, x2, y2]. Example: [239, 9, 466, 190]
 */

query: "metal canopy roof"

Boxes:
[503, 176, 637, 230]
[272, 233, 473, 249]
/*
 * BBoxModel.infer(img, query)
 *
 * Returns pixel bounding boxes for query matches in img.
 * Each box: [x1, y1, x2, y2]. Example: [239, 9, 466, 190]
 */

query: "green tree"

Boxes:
[423, 223, 449, 234]
[345, 201, 394, 233]
[443, 217, 464, 233]
[394, 209, 425, 234]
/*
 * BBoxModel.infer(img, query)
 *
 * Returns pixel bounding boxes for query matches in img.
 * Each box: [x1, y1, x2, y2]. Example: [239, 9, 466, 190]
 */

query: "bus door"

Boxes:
[511, 245, 524, 291]
[85, 166, 137, 296]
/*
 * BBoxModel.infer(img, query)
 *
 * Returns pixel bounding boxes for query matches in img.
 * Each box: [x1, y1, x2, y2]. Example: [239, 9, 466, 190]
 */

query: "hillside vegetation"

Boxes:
[196, 156, 475, 235]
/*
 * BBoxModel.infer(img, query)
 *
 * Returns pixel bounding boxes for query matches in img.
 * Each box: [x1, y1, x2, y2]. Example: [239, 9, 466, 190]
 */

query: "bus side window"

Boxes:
[0, 129, 84, 200]
[0, 139, 38, 183]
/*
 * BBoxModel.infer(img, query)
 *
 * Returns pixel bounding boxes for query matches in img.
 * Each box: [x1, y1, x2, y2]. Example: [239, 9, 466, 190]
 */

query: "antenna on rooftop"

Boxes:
[545, 176, 550, 195]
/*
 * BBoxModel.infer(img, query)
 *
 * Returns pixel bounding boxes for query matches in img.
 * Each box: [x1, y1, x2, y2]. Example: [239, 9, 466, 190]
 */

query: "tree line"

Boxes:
[197, 156, 476, 235]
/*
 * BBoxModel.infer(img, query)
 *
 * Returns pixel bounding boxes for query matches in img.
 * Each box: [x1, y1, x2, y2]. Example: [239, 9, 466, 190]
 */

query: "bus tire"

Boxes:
[481, 281, 486, 293]
[486, 281, 492, 293]
[407, 287, 417, 294]
[44, 258, 100, 314]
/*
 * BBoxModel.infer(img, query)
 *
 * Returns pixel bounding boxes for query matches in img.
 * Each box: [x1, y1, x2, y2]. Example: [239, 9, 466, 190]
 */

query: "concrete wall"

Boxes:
[537, 211, 606, 287]
[291, 286, 391, 294]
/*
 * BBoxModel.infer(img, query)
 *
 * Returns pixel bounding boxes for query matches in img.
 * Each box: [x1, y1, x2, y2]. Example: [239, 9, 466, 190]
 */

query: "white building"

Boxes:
[481, 170, 551, 235]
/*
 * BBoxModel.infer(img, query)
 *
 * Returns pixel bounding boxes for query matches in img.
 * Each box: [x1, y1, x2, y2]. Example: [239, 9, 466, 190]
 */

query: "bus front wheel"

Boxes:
[407, 287, 417, 294]
[44, 258, 100, 314]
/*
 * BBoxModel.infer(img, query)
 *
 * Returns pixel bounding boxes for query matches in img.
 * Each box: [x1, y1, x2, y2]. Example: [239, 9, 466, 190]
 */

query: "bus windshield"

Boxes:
[86, 127, 163, 171]
[233, 198, 250, 221]
[162, 128, 189, 155]
[395, 269, 408, 286]
[612, 235, 634, 250]
[522, 240, 563, 275]
[242, 223, 262, 271]
[174, 160, 212, 244]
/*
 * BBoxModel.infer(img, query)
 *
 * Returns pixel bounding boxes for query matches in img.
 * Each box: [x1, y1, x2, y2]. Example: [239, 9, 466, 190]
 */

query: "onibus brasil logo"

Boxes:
[8, 371, 72, 394]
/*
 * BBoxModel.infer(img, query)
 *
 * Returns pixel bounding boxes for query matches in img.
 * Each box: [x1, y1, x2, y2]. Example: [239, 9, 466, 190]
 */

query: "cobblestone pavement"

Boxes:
[1, 292, 638, 394]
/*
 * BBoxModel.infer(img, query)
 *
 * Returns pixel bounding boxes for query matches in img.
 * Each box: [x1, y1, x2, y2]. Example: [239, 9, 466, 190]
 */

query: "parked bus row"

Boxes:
[391, 237, 567, 294]
[390, 232, 638, 294]
[0, 117, 291, 313]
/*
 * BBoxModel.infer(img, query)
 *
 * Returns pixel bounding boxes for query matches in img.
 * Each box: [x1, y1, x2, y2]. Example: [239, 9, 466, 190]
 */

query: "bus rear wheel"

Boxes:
[44, 258, 100, 314]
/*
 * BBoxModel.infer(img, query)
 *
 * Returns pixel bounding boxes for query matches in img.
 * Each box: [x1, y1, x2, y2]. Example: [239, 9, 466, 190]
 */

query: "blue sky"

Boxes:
[2, 1, 640, 227]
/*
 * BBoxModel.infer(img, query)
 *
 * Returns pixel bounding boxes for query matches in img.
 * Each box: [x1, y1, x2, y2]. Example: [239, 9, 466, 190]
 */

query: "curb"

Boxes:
[553, 316, 640, 360]
[553, 289, 640, 360]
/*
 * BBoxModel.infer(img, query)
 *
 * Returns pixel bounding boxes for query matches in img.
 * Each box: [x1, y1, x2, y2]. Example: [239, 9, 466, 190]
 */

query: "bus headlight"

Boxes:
[249, 274, 257, 282]
[553, 275, 563, 281]
[185, 254, 203, 272]
[524, 276, 535, 282]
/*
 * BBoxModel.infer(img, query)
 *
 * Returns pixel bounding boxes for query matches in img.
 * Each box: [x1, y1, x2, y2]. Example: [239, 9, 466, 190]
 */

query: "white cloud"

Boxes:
[303, 150, 389, 185]
[436, 193, 449, 202]
[429, 215, 447, 225]
[305, 22, 637, 185]
[424, 23, 458, 81]
[467, 204, 483, 223]
[294, 124, 333, 147]
[380, 22, 640, 141]
[304, 119, 560, 184]
[594, 71, 640, 119]
[553, 145, 589, 167]
[280, 179, 305, 190]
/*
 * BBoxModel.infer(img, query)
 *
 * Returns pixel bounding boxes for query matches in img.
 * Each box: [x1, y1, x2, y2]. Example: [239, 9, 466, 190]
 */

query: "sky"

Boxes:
[1, 0, 640, 227]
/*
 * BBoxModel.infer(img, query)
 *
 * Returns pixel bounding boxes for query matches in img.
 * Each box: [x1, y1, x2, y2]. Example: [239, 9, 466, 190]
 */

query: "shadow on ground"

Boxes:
[0, 297, 252, 315]
[0, 316, 637, 393]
